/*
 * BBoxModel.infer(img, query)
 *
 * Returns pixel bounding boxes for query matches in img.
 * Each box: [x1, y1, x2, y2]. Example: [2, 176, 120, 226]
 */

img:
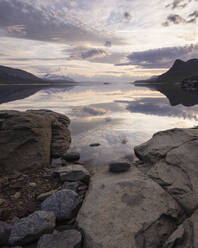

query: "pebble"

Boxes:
[0, 198, 5, 206]
[13, 192, 21, 199]
[29, 182, 37, 187]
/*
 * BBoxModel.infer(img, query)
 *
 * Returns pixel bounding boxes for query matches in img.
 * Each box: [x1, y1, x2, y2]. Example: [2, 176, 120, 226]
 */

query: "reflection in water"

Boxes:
[0, 85, 74, 105]
[140, 83, 198, 107]
[0, 82, 198, 166]
[116, 98, 198, 121]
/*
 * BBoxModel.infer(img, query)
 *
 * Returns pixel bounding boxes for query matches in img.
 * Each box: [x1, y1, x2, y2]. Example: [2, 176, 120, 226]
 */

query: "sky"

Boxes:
[0, 0, 198, 82]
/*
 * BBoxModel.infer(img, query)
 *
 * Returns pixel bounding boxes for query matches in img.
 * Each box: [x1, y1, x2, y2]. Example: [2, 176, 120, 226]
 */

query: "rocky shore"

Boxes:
[1, 110, 198, 247]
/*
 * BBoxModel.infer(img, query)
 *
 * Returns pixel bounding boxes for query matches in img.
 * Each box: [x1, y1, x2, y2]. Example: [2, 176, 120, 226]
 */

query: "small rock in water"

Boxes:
[89, 143, 101, 147]
[37, 230, 82, 248]
[109, 162, 131, 173]
[62, 152, 80, 162]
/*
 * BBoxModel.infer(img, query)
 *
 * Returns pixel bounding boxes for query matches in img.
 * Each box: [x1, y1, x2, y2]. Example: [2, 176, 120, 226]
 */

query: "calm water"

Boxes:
[0, 82, 198, 166]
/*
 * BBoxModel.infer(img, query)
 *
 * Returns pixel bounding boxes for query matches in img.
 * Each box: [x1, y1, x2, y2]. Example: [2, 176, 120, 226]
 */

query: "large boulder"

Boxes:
[134, 127, 198, 214]
[41, 190, 81, 221]
[77, 166, 182, 248]
[0, 110, 71, 173]
[37, 230, 82, 248]
[9, 211, 56, 246]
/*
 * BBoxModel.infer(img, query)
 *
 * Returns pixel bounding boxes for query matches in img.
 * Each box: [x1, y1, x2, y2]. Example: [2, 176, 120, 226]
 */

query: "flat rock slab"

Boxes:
[9, 211, 56, 246]
[54, 164, 90, 183]
[77, 166, 182, 248]
[37, 230, 82, 248]
[134, 127, 198, 214]
[41, 190, 81, 221]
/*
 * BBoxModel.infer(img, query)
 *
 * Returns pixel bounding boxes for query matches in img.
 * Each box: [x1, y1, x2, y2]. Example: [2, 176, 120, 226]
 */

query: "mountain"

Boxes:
[158, 59, 198, 83]
[0, 65, 44, 84]
[42, 74, 75, 82]
[134, 58, 198, 85]
[0, 65, 77, 85]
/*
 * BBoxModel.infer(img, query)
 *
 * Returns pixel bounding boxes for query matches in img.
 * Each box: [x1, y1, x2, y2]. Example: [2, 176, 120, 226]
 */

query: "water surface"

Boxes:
[0, 82, 198, 166]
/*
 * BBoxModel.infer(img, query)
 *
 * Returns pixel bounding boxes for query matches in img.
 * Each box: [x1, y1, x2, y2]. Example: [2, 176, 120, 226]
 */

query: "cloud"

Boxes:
[162, 14, 186, 26]
[81, 49, 109, 59]
[116, 44, 198, 68]
[188, 10, 198, 22]
[125, 97, 198, 119]
[7, 25, 26, 34]
[104, 41, 112, 47]
[67, 46, 109, 60]
[124, 12, 132, 21]
[0, 0, 124, 46]
[65, 46, 125, 64]
[162, 11, 198, 26]
[166, 0, 189, 9]
[163, 1, 198, 26]
[166, 0, 198, 9]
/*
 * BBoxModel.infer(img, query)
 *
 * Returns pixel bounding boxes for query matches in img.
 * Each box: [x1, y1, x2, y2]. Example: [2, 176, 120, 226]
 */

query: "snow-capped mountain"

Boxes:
[42, 74, 75, 82]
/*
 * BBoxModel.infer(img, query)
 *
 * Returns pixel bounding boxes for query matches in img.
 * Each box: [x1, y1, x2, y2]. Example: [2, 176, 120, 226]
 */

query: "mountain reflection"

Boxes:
[123, 97, 198, 121]
[135, 84, 198, 107]
[0, 85, 74, 105]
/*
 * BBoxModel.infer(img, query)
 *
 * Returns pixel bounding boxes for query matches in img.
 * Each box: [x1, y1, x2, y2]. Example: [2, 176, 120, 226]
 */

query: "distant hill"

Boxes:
[0, 65, 77, 85]
[0, 65, 45, 84]
[42, 74, 75, 82]
[134, 59, 198, 85]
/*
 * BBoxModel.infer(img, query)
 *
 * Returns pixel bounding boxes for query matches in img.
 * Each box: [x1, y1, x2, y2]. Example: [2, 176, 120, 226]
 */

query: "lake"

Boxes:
[0, 82, 198, 166]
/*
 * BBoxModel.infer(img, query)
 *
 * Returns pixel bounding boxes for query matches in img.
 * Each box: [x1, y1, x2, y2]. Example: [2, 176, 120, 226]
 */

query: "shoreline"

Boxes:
[0, 110, 198, 247]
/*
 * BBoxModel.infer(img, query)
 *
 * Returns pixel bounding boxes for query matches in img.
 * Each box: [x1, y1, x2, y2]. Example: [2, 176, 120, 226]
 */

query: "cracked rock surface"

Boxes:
[77, 165, 182, 248]
[135, 127, 198, 214]
[78, 127, 198, 248]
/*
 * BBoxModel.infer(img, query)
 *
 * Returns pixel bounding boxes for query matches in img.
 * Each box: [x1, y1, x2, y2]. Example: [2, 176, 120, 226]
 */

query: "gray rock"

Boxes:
[134, 127, 198, 214]
[163, 209, 198, 248]
[62, 152, 80, 162]
[77, 166, 182, 248]
[54, 164, 90, 183]
[0, 110, 71, 173]
[109, 162, 131, 173]
[9, 211, 56, 246]
[41, 190, 81, 221]
[134, 128, 198, 164]
[0, 221, 11, 245]
[62, 181, 81, 192]
[37, 230, 82, 248]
